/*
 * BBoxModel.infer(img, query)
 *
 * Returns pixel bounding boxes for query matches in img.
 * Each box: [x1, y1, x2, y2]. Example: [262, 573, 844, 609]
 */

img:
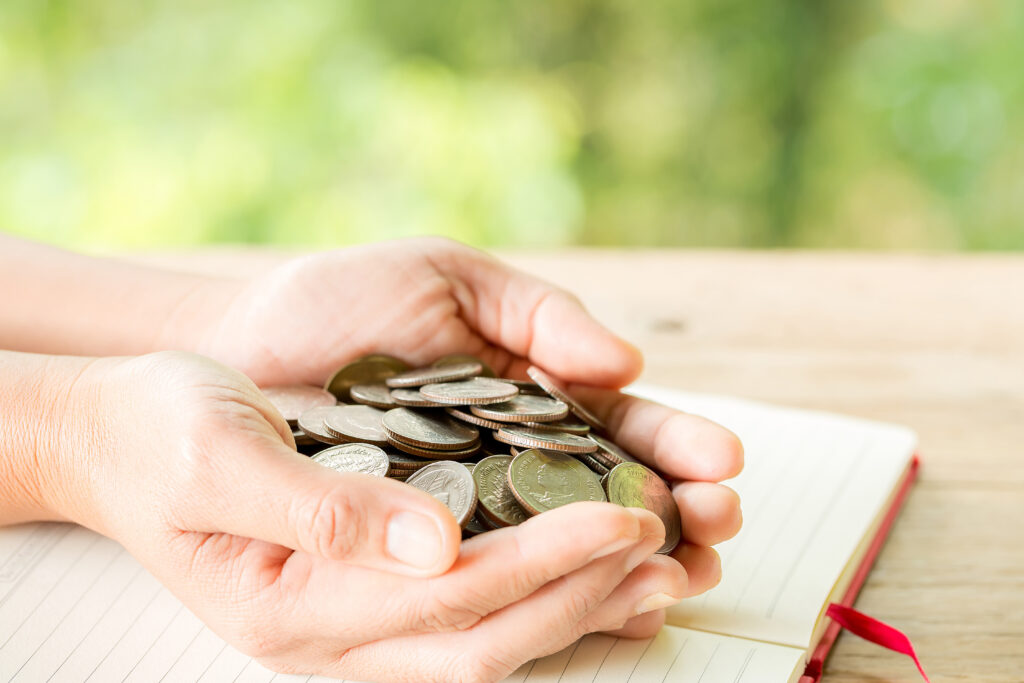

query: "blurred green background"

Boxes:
[1, 0, 1021, 249]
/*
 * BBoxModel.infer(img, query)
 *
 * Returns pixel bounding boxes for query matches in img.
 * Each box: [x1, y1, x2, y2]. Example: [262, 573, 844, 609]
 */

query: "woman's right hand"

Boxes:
[40, 350, 688, 682]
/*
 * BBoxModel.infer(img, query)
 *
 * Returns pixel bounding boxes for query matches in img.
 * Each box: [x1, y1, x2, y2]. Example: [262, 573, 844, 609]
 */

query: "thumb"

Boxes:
[427, 240, 643, 388]
[190, 441, 462, 577]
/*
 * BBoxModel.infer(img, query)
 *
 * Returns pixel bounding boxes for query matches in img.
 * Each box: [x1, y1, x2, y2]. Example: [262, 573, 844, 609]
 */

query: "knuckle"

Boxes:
[232, 620, 289, 660]
[298, 491, 366, 560]
[561, 574, 605, 621]
[414, 590, 486, 633]
[447, 649, 517, 683]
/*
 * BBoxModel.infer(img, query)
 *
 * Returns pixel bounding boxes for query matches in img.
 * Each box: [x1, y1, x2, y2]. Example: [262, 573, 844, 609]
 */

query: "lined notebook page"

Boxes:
[630, 385, 917, 649]
[505, 627, 803, 683]
[0, 388, 914, 682]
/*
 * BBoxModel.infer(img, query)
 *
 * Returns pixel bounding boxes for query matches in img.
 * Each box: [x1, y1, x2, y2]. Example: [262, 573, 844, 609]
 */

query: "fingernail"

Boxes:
[635, 592, 681, 615]
[386, 512, 443, 570]
[587, 534, 639, 562]
[625, 535, 659, 571]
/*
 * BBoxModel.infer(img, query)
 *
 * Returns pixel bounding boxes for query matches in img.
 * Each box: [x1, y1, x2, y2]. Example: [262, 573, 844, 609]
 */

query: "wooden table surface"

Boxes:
[136, 248, 1024, 683]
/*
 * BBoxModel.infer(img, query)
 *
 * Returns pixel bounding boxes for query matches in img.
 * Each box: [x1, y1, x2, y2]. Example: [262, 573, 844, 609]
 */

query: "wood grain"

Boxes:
[133, 248, 1024, 682]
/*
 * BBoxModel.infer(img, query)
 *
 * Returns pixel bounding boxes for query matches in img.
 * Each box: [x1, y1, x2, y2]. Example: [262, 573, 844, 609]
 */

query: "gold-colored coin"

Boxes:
[325, 355, 409, 401]
[605, 462, 682, 554]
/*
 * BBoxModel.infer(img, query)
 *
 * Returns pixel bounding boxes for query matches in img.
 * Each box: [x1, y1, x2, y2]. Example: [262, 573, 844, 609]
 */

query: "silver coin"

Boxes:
[473, 455, 529, 527]
[382, 407, 480, 450]
[526, 366, 605, 430]
[323, 405, 389, 446]
[469, 394, 569, 423]
[507, 448, 607, 515]
[386, 362, 483, 388]
[262, 385, 337, 423]
[589, 433, 640, 468]
[418, 378, 519, 406]
[310, 443, 389, 478]
[391, 388, 450, 408]
[349, 383, 396, 409]
[297, 405, 347, 444]
[494, 426, 598, 454]
[405, 461, 479, 528]
[445, 406, 507, 431]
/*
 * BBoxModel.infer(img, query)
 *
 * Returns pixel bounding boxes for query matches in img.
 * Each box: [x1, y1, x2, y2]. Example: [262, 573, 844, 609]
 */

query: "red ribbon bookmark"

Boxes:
[825, 603, 931, 682]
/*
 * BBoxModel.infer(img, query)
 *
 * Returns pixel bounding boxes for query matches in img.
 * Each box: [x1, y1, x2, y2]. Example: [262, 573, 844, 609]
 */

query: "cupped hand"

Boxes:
[57, 351, 685, 681]
[188, 237, 644, 389]
[178, 238, 744, 636]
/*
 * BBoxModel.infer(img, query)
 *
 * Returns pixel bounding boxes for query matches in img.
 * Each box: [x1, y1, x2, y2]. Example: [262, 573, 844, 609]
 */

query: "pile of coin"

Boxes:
[264, 354, 681, 554]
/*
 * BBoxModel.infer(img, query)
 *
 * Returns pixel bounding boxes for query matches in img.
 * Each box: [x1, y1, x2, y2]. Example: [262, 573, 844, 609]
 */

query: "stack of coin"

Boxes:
[261, 353, 682, 554]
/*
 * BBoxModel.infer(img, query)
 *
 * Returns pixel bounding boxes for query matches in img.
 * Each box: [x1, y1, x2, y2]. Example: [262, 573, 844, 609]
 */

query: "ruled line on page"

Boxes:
[0, 532, 101, 651]
[48, 564, 147, 682]
[765, 438, 869, 619]
[9, 545, 123, 680]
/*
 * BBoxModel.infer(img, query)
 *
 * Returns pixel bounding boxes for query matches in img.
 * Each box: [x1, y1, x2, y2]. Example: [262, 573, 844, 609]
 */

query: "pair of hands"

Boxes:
[45, 238, 742, 682]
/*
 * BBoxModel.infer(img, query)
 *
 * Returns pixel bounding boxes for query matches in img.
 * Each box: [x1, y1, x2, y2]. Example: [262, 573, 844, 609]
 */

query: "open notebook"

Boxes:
[0, 386, 918, 683]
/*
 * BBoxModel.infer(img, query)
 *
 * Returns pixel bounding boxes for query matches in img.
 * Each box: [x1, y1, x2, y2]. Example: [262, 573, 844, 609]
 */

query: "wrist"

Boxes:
[152, 275, 243, 357]
[0, 352, 107, 527]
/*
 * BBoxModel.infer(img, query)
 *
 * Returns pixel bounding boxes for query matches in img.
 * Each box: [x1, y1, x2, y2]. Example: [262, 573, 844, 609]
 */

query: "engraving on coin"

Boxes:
[494, 427, 598, 454]
[406, 461, 478, 528]
[469, 394, 569, 423]
[325, 354, 409, 401]
[310, 443, 389, 478]
[605, 462, 682, 554]
[507, 449, 606, 515]
[382, 407, 480, 450]
[261, 385, 337, 423]
[386, 362, 483, 388]
[323, 405, 390, 446]
[418, 377, 519, 406]
[349, 383, 396, 409]
[526, 366, 605, 430]
[473, 455, 529, 527]
[433, 354, 497, 378]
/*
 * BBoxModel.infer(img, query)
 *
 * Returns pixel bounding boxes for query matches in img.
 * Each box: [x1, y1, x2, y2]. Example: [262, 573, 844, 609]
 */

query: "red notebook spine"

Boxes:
[799, 455, 921, 682]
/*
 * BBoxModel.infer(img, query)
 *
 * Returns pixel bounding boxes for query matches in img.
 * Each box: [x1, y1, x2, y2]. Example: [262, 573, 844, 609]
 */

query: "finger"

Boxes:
[674, 482, 743, 546]
[601, 609, 666, 639]
[581, 554, 686, 634]
[424, 239, 643, 388]
[279, 503, 663, 645]
[670, 543, 722, 597]
[184, 437, 462, 577]
[567, 386, 744, 481]
[323, 537, 666, 683]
